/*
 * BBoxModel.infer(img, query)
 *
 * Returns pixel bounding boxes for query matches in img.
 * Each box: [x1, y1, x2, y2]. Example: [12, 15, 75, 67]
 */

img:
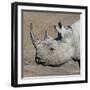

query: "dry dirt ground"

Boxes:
[22, 11, 80, 77]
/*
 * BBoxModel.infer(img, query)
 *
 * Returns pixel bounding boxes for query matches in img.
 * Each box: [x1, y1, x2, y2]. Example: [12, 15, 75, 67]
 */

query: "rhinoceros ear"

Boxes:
[30, 23, 39, 48]
[44, 30, 53, 40]
[57, 22, 66, 32]
[54, 22, 62, 30]
[54, 22, 66, 38]
[58, 22, 62, 28]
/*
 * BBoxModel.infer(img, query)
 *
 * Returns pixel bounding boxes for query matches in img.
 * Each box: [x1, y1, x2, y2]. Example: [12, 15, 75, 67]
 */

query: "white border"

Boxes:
[18, 5, 86, 84]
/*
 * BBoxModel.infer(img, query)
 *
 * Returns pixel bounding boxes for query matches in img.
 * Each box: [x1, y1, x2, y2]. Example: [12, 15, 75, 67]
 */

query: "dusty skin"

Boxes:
[22, 11, 80, 77]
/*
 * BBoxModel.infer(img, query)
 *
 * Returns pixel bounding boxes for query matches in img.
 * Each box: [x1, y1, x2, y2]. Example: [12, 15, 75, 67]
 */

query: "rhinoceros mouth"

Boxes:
[35, 56, 46, 65]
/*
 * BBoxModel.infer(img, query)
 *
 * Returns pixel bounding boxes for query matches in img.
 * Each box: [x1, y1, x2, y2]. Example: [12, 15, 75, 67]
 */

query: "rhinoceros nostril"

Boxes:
[36, 57, 41, 60]
[35, 56, 41, 64]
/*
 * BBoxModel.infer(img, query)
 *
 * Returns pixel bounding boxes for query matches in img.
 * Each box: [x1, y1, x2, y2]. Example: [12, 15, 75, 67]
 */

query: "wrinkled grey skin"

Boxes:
[30, 21, 80, 66]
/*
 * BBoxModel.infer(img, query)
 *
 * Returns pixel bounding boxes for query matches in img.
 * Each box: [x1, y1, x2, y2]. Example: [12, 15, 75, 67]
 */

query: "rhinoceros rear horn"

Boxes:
[44, 30, 48, 40]
[30, 23, 39, 48]
[44, 30, 53, 40]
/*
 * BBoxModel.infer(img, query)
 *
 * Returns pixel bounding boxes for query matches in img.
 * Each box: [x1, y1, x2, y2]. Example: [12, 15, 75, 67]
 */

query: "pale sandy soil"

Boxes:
[22, 11, 80, 77]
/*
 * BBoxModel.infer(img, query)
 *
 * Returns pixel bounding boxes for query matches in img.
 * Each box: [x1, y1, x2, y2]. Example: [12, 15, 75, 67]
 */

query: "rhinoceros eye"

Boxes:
[50, 47, 55, 51]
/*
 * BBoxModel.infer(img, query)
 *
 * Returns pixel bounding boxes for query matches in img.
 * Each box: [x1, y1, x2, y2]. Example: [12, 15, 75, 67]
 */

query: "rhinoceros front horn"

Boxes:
[30, 23, 39, 48]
